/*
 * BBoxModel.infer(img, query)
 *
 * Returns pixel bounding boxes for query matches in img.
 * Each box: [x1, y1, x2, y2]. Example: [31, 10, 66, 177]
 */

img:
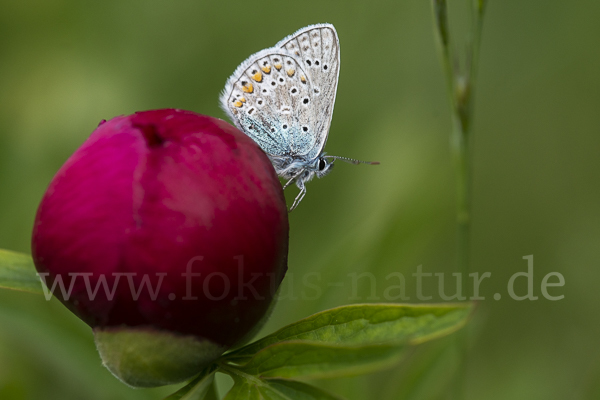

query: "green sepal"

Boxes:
[94, 326, 226, 388]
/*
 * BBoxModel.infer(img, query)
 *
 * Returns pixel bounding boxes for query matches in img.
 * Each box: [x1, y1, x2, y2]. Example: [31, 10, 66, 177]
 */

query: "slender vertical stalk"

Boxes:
[431, 1, 487, 399]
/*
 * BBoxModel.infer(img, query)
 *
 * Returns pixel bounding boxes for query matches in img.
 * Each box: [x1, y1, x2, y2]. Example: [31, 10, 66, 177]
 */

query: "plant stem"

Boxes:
[431, 1, 487, 399]
[451, 84, 471, 400]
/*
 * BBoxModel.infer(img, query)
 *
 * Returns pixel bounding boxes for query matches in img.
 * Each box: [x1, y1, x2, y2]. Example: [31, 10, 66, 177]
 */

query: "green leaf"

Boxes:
[263, 380, 344, 400]
[162, 369, 216, 400]
[236, 341, 405, 379]
[226, 303, 472, 362]
[222, 373, 344, 400]
[203, 380, 220, 400]
[0, 249, 43, 294]
[223, 375, 260, 400]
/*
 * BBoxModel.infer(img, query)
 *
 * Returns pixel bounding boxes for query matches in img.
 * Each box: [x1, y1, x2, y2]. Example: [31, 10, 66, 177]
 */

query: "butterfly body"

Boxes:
[220, 23, 376, 210]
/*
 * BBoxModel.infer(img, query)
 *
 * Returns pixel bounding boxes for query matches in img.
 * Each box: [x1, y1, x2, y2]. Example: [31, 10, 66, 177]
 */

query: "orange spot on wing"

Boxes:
[286, 69, 295, 77]
[261, 66, 271, 74]
[233, 101, 243, 107]
[300, 75, 307, 83]
[274, 63, 282, 71]
[240, 97, 246, 103]
[242, 83, 253, 93]
[252, 71, 263, 82]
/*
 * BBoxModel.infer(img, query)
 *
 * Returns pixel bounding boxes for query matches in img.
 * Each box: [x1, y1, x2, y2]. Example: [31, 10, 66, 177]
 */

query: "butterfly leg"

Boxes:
[283, 170, 304, 190]
[289, 184, 307, 212]
[283, 176, 296, 190]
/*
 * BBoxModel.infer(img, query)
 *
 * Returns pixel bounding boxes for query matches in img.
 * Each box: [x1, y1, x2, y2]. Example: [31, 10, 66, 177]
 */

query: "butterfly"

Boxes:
[220, 23, 378, 211]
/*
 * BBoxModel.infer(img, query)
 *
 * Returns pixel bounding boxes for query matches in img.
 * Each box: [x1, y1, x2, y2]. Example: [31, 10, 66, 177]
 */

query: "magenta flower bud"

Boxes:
[31, 109, 288, 387]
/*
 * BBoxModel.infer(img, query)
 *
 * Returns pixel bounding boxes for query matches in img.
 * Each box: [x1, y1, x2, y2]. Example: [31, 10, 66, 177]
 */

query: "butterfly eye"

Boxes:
[318, 159, 326, 171]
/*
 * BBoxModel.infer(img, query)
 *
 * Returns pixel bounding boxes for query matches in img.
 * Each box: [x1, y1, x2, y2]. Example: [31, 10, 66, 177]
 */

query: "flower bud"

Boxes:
[32, 109, 288, 387]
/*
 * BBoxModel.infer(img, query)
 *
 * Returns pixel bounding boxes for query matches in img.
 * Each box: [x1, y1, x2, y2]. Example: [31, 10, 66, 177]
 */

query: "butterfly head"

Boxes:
[315, 156, 335, 178]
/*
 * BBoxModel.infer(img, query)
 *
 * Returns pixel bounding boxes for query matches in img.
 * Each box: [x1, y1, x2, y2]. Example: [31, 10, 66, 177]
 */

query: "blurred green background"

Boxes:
[1, 0, 599, 399]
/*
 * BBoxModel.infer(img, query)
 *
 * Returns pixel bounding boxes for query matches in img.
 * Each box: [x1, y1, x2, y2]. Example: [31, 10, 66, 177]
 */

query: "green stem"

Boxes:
[451, 85, 471, 400]
[453, 115, 471, 284]
[431, 1, 487, 399]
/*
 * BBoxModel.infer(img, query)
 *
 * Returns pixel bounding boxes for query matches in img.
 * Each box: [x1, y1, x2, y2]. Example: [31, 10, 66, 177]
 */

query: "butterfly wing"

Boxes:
[276, 23, 340, 161]
[220, 48, 319, 159]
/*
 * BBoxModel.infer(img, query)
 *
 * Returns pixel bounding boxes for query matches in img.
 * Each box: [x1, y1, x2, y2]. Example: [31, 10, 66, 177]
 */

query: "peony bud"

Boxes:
[31, 109, 288, 387]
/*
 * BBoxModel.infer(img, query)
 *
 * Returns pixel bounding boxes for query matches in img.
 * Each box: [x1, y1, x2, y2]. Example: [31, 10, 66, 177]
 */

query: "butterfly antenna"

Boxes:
[324, 155, 380, 165]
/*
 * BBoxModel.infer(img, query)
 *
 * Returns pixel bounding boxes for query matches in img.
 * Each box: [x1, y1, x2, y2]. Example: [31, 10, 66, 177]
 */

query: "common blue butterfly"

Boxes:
[220, 23, 378, 210]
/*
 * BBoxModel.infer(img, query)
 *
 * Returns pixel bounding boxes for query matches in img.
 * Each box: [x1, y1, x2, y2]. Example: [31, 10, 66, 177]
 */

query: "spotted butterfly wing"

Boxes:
[275, 23, 340, 161]
[220, 48, 320, 160]
[220, 24, 339, 163]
